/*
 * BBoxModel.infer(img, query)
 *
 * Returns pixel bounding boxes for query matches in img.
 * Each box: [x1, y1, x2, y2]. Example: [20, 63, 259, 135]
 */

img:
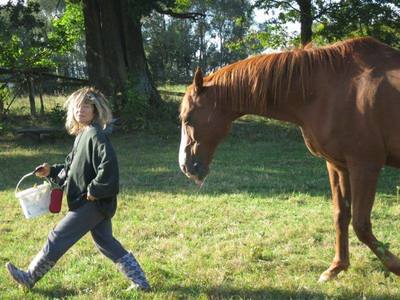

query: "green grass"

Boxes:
[2, 116, 400, 299]
[157, 83, 187, 94]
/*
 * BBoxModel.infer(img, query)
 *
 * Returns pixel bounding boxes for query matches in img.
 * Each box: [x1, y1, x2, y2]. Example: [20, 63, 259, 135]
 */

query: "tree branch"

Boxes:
[280, 0, 299, 12]
[154, 3, 205, 20]
[253, 0, 300, 13]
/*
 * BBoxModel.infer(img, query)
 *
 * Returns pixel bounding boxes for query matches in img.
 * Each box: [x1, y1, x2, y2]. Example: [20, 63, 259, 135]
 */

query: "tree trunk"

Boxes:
[199, 21, 205, 70]
[218, 26, 224, 66]
[83, 0, 161, 115]
[0, 95, 4, 121]
[27, 75, 36, 117]
[39, 89, 44, 116]
[297, 0, 313, 46]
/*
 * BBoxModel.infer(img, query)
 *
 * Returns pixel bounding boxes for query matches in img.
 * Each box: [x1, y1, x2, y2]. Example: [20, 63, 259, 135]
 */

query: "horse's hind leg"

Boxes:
[349, 162, 400, 275]
[319, 162, 351, 282]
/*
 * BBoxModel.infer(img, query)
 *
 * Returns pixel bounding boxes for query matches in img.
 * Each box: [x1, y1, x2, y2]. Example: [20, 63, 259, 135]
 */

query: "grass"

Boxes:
[2, 99, 400, 299]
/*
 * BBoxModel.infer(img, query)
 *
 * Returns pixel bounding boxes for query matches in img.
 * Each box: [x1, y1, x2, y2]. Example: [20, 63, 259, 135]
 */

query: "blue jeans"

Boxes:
[42, 201, 128, 263]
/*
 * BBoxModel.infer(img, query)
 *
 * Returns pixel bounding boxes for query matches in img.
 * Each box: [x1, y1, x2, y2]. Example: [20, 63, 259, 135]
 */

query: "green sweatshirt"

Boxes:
[49, 123, 119, 218]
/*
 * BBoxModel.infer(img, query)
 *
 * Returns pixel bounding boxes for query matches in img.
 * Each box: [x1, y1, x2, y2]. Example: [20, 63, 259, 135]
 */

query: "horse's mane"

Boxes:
[198, 36, 387, 114]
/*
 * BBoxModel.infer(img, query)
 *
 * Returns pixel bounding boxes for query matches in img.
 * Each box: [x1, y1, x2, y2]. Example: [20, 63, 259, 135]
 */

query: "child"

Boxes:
[6, 87, 150, 291]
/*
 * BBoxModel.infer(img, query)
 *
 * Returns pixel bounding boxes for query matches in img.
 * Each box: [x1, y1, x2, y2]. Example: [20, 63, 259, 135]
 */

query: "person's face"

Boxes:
[74, 101, 95, 126]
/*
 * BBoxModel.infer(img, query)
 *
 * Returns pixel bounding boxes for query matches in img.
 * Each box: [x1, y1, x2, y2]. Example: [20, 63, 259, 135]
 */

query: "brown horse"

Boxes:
[179, 37, 400, 281]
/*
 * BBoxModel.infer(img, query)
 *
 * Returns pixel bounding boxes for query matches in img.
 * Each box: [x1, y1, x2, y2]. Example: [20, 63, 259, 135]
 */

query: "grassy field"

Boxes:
[2, 100, 400, 299]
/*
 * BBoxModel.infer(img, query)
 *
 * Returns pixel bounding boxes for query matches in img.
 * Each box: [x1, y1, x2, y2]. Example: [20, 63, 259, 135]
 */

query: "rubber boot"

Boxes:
[5, 250, 55, 289]
[116, 252, 150, 291]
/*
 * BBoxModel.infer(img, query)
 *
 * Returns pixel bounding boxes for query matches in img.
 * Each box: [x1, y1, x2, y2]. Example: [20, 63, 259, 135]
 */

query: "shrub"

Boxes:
[48, 103, 66, 126]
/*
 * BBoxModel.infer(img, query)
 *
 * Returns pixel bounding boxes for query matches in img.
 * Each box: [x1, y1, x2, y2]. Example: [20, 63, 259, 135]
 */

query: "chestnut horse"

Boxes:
[179, 37, 400, 281]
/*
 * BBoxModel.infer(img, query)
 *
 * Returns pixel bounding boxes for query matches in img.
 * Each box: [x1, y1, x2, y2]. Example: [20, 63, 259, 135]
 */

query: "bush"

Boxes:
[120, 74, 154, 130]
[48, 103, 66, 126]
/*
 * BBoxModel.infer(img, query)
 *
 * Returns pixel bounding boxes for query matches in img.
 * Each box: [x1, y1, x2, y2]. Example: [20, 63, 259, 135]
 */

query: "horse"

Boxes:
[179, 37, 400, 281]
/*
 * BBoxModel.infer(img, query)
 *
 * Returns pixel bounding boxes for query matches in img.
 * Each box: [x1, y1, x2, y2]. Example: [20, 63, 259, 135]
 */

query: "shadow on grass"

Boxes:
[31, 285, 79, 298]
[10, 284, 397, 300]
[159, 284, 394, 300]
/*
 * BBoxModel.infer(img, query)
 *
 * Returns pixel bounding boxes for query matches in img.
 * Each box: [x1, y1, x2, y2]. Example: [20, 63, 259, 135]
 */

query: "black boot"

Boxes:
[116, 252, 151, 291]
[6, 250, 55, 289]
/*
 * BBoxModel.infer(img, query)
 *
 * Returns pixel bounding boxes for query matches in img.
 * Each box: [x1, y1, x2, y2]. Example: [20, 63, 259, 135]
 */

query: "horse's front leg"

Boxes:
[319, 161, 352, 282]
[349, 162, 400, 275]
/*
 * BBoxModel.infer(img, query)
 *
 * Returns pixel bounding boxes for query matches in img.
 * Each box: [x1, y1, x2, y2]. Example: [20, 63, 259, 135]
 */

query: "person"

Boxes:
[5, 87, 150, 291]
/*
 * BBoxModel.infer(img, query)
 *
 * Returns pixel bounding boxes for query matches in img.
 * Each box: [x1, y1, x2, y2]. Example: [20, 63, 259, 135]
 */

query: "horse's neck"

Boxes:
[227, 92, 305, 126]
[213, 72, 312, 126]
[264, 103, 304, 126]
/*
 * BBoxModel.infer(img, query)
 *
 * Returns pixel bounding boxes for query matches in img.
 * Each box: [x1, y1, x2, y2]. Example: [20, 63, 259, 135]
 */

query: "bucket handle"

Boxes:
[15, 172, 52, 196]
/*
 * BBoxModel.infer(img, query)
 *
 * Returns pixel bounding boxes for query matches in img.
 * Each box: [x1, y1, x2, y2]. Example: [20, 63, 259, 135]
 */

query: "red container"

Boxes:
[49, 188, 63, 213]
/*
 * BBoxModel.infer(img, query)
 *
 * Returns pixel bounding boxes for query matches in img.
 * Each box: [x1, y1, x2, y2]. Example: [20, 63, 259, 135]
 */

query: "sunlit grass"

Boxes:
[6, 94, 66, 115]
[157, 83, 187, 94]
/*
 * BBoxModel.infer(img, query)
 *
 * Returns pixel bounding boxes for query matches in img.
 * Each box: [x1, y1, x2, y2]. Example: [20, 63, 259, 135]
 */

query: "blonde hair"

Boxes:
[65, 87, 113, 135]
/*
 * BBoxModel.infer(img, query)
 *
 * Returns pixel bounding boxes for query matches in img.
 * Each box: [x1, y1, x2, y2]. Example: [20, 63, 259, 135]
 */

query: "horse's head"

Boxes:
[179, 68, 233, 186]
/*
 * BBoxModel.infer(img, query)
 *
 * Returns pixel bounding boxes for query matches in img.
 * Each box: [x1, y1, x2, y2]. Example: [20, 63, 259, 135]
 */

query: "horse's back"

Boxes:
[304, 41, 400, 166]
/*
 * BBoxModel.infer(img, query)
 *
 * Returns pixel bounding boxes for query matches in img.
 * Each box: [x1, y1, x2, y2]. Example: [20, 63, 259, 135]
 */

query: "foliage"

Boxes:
[0, 0, 54, 69]
[253, 0, 309, 48]
[143, 0, 257, 81]
[254, 0, 400, 49]
[0, 85, 12, 112]
[0, 0, 85, 74]
[0, 0, 85, 120]
[143, 14, 197, 83]
[205, 0, 254, 67]
[122, 74, 151, 129]
[127, 0, 180, 21]
[248, 24, 293, 52]
[315, 0, 400, 47]
[121, 77, 181, 131]
[48, 103, 66, 126]
[48, 1, 84, 54]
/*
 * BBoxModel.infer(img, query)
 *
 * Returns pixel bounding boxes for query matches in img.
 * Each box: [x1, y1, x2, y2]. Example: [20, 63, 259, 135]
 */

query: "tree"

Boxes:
[254, 0, 355, 46]
[207, 0, 254, 66]
[143, 0, 257, 82]
[254, 0, 315, 46]
[316, 0, 400, 47]
[0, 0, 55, 116]
[49, 0, 86, 78]
[143, 14, 198, 83]
[254, 0, 400, 48]
[81, 0, 202, 119]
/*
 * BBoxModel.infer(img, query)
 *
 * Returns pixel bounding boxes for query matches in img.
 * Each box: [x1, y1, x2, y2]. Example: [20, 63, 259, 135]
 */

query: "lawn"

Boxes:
[1, 112, 400, 299]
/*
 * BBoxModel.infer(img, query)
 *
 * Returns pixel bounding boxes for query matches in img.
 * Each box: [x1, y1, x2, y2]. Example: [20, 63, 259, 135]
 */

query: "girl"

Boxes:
[6, 87, 150, 291]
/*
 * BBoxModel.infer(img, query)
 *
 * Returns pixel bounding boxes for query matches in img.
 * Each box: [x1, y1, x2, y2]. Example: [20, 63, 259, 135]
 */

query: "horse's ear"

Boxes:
[193, 67, 203, 93]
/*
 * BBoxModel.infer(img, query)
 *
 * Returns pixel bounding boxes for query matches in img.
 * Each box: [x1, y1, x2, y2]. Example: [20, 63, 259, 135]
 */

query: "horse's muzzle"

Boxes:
[180, 160, 209, 186]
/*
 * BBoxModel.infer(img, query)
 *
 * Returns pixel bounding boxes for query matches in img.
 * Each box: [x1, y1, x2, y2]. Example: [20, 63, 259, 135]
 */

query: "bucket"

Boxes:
[15, 172, 52, 219]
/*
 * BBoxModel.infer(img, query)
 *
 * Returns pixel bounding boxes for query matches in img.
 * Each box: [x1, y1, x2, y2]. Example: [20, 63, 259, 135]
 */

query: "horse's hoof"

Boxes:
[318, 271, 332, 282]
[318, 268, 345, 282]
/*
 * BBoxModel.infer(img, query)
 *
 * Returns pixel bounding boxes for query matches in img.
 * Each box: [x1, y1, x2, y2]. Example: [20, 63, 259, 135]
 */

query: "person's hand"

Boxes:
[34, 163, 50, 178]
[86, 192, 97, 201]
